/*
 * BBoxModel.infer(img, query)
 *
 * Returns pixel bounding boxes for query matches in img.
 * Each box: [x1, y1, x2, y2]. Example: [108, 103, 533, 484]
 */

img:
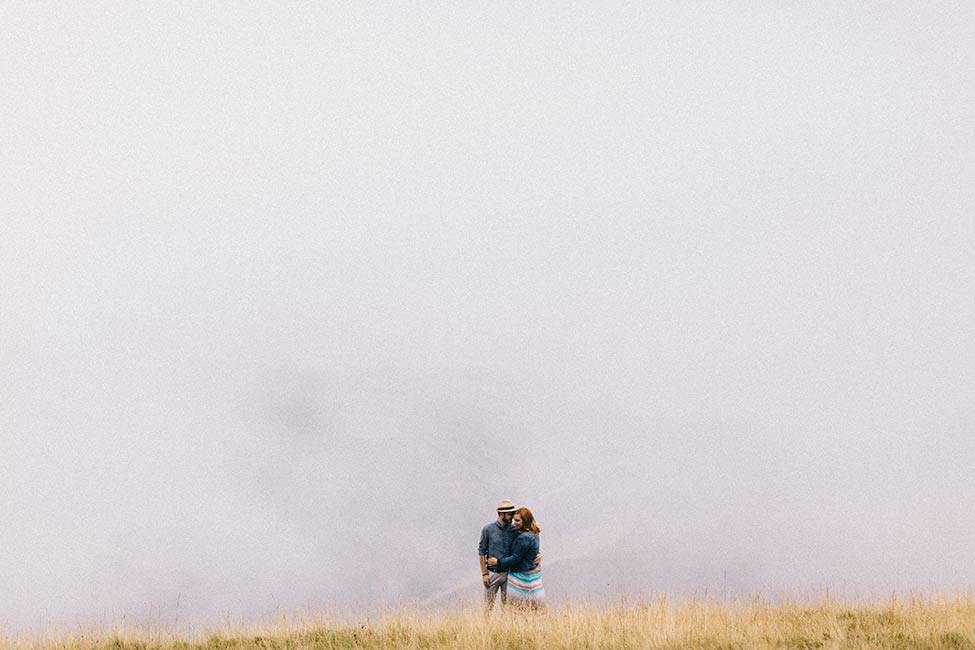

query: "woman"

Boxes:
[487, 507, 545, 611]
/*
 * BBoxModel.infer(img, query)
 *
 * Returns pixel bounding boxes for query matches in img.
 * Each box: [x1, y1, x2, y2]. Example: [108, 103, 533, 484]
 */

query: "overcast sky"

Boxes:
[2, 1, 974, 633]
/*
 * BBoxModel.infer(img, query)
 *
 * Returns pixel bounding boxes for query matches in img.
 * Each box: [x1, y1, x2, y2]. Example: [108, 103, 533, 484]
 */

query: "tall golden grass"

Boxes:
[4, 594, 975, 649]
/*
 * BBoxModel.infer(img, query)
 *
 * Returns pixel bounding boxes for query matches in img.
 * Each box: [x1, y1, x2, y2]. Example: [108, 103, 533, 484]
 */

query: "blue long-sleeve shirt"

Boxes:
[478, 520, 518, 573]
[494, 531, 539, 573]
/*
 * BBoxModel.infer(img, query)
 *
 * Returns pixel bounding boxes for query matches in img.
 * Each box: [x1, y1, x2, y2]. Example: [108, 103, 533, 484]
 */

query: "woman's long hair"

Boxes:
[516, 507, 540, 535]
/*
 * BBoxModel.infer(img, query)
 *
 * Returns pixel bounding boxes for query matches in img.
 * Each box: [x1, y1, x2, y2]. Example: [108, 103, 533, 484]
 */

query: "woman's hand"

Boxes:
[487, 557, 498, 566]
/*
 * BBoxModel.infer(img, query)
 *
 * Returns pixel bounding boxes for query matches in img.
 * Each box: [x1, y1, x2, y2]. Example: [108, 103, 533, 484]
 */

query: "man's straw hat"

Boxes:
[496, 499, 516, 513]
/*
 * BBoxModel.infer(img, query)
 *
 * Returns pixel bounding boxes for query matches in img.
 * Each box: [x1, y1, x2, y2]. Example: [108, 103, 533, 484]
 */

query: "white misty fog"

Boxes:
[2, 2, 974, 632]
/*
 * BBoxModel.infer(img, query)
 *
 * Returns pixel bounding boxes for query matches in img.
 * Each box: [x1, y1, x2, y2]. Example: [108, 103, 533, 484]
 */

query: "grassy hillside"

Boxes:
[5, 595, 975, 649]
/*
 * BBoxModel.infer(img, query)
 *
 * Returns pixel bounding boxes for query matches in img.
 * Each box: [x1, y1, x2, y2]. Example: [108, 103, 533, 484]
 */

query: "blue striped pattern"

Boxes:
[507, 567, 545, 601]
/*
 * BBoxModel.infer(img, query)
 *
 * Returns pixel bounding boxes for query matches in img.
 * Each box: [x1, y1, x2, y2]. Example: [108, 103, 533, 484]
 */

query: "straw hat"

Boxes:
[496, 499, 516, 513]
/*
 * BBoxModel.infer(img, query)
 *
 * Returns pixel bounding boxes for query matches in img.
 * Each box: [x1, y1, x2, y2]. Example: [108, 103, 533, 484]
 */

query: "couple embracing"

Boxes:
[477, 499, 545, 613]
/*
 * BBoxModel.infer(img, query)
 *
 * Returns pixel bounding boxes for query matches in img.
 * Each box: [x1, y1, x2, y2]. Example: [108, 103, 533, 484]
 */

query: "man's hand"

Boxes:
[487, 557, 498, 566]
[534, 552, 543, 566]
[482, 573, 490, 588]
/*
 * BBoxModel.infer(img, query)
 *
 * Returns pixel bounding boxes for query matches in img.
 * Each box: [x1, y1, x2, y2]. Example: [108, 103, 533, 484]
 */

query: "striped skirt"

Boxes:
[507, 567, 544, 604]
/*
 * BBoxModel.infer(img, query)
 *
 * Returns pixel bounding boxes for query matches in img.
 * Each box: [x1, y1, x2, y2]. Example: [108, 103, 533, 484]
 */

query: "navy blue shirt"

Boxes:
[478, 520, 518, 572]
[495, 531, 539, 573]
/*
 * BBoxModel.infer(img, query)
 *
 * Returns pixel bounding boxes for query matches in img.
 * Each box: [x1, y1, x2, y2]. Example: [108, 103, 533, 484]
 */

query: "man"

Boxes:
[478, 499, 541, 612]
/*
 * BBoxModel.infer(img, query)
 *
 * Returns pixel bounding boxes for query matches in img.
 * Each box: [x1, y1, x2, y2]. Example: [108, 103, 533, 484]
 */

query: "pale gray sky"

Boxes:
[2, 1, 974, 633]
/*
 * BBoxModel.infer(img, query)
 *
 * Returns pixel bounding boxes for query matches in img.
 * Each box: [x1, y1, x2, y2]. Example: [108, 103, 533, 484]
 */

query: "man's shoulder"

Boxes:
[481, 521, 498, 533]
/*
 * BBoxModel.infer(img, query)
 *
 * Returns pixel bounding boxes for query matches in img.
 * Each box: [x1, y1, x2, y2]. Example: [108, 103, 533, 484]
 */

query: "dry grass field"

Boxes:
[5, 594, 975, 650]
